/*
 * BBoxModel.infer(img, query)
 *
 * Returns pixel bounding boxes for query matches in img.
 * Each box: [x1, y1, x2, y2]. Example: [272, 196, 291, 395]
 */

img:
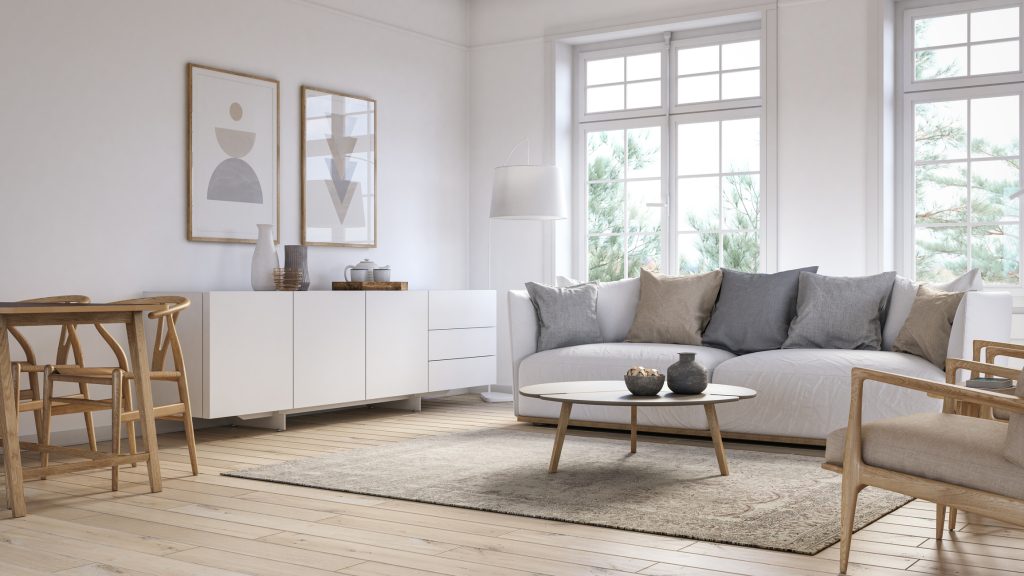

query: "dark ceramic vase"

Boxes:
[667, 352, 708, 395]
[284, 245, 310, 291]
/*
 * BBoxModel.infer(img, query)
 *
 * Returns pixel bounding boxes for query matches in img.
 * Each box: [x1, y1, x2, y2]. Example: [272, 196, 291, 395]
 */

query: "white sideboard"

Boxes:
[161, 290, 496, 421]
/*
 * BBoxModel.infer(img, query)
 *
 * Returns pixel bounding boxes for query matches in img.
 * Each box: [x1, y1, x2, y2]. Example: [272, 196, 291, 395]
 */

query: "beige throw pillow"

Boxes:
[626, 268, 722, 345]
[892, 285, 965, 368]
[1004, 372, 1024, 467]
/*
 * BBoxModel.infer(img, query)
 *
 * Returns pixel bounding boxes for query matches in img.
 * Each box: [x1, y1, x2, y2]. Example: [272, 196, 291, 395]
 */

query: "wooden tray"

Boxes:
[332, 281, 408, 291]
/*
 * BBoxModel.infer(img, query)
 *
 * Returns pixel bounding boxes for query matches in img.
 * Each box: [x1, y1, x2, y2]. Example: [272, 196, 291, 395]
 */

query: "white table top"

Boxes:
[519, 381, 757, 406]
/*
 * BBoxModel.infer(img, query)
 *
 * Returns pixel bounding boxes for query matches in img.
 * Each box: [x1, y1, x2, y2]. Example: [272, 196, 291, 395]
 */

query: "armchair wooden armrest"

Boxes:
[852, 367, 1024, 415]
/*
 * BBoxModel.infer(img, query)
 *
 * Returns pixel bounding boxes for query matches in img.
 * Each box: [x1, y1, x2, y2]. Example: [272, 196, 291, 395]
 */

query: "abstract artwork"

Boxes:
[301, 86, 376, 247]
[188, 64, 279, 243]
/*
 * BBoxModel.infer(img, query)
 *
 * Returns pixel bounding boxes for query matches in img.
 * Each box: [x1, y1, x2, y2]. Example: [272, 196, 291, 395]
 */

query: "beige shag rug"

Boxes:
[226, 428, 909, 554]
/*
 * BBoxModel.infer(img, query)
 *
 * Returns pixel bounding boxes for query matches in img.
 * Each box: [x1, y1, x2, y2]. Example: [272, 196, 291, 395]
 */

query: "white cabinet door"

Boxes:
[205, 292, 293, 418]
[366, 291, 428, 399]
[294, 292, 365, 409]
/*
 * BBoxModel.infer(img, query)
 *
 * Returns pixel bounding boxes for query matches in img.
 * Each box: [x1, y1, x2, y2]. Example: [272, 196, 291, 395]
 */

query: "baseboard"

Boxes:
[516, 415, 826, 447]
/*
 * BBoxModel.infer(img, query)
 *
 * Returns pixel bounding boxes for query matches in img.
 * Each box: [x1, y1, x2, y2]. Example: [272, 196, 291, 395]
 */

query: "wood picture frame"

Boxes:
[188, 63, 280, 244]
[300, 85, 378, 247]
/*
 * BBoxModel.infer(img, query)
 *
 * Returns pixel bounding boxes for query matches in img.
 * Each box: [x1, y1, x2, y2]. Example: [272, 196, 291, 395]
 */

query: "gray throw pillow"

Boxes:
[882, 268, 981, 351]
[782, 271, 896, 351]
[1004, 371, 1024, 467]
[525, 282, 602, 352]
[702, 266, 818, 354]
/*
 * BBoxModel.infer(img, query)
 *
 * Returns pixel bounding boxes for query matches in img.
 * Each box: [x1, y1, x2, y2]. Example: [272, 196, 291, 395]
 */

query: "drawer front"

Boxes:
[429, 328, 496, 361]
[429, 356, 496, 392]
[429, 290, 496, 329]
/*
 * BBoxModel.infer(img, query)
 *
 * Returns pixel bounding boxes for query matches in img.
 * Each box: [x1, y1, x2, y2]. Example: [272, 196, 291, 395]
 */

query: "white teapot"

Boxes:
[345, 258, 378, 281]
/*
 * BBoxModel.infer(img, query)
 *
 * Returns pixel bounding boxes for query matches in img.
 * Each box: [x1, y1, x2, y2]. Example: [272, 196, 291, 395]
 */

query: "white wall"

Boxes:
[1, 0, 469, 439]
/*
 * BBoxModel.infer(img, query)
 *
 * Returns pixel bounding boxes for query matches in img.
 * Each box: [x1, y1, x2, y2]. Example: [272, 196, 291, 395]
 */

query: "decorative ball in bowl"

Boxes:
[623, 367, 665, 396]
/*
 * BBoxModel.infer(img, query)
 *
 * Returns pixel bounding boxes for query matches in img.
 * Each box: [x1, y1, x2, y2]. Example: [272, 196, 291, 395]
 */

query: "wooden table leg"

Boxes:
[0, 318, 27, 516]
[705, 404, 729, 476]
[126, 312, 162, 492]
[630, 405, 637, 454]
[548, 402, 572, 474]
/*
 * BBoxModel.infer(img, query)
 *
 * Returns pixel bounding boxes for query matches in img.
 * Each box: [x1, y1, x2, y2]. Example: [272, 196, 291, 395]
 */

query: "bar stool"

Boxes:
[42, 296, 198, 490]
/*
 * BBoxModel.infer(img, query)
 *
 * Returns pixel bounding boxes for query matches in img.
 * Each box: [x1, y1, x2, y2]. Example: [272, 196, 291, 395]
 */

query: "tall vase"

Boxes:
[251, 224, 278, 291]
[284, 245, 310, 291]
[666, 352, 708, 395]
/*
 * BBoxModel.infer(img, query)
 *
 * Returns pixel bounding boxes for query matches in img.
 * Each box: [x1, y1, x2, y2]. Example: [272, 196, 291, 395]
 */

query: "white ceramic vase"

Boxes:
[251, 224, 278, 291]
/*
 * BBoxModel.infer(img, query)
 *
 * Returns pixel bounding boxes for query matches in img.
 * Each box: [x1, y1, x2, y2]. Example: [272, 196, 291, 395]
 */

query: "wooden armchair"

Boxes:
[42, 296, 198, 490]
[822, 364, 1024, 575]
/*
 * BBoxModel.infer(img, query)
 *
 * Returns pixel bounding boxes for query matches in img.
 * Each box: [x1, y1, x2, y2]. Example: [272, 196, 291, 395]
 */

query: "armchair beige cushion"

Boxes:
[826, 412, 1024, 500]
[1006, 376, 1024, 467]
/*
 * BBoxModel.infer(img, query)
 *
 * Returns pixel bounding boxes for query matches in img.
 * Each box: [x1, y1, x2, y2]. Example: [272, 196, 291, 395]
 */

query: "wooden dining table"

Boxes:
[0, 301, 165, 518]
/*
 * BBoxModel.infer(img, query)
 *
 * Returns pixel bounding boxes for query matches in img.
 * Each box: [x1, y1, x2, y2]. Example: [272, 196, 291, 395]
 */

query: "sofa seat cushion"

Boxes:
[825, 413, 1023, 500]
[710, 349, 944, 439]
[518, 342, 735, 387]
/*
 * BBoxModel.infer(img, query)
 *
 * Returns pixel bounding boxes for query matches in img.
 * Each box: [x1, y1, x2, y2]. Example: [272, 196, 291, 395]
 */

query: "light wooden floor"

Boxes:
[2, 395, 1023, 576]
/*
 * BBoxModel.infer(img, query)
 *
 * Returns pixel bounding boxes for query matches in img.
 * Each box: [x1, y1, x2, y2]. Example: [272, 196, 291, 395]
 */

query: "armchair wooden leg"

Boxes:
[110, 371, 122, 492]
[936, 504, 946, 541]
[839, 473, 863, 575]
[949, 507, 958, 531]
[79, 382, 98, 452]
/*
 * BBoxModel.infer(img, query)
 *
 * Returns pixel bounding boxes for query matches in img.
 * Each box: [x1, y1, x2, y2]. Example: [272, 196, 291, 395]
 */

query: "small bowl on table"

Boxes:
[624, 374, 665, 396]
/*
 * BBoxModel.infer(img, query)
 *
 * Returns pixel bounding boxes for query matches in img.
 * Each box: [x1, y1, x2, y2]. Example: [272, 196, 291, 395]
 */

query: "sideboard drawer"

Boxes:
[429, 355, 496, 392]
[429, 290, 496, 329]
[429, 328, 496, 361]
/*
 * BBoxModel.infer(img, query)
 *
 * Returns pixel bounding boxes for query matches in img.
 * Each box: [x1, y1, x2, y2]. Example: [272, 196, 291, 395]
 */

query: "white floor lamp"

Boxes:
[482, 142, 567, 403]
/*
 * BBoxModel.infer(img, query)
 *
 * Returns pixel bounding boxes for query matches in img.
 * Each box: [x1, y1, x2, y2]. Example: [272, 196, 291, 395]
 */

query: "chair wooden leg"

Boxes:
[936, 504, 946, 541]
[79, 382, 97, 452]
[41, 366, 54, 478]
[839, 473, 862, 575]
[178, 377, 199, 476]
[124, 379, 138, 467]
[110, 371, 122, 492]
[26, 370, 44, 443]
[948, 507, 958, 531]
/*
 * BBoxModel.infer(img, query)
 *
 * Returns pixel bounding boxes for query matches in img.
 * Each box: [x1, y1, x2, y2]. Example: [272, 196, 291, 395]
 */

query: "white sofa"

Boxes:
[509, 279, 1012, 445]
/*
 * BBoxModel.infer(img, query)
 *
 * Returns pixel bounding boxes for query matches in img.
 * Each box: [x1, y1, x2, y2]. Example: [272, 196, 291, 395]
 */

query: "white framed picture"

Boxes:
[188, 63, 279, 243]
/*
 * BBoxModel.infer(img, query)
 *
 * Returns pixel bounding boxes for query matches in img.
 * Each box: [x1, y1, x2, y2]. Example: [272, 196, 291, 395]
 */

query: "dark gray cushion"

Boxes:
[525, 282, 602, 352]
[702, 266, 818, 355]
[782, 271, 896, 351]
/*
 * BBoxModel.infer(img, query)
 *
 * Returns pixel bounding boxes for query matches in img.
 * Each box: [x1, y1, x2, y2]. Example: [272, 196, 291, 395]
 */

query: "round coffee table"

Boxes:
[519, 381, 757, 475]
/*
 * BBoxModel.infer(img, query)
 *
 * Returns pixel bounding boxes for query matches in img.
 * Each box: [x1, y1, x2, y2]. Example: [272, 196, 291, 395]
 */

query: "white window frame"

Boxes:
[898, 0, 1024, 287]
[574, 21, 773, 281]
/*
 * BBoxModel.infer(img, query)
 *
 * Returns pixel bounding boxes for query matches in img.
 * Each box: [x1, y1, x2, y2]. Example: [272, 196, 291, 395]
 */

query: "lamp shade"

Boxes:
[490, 165, 566, 220]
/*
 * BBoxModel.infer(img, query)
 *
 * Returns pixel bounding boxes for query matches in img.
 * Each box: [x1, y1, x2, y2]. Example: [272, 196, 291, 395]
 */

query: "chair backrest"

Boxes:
[109, 296, 191, 372]
[9, 295, 91, 367]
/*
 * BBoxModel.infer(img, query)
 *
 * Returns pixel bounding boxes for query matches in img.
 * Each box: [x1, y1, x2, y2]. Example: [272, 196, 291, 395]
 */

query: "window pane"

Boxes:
[628, 235, 662, 277]
[914, 46, 967, 80]
[915, 163, 968, 224]
[587, 57, 623, 86]
[586, 85, 625, 113]
[971, 95, 1020, 158]
[972, 224, 1020, 284]
[626, 127, 661, 179]
[626, 80, 661, 109]
[972, 160, 1020, 222]
[915, 100, 967, 161]
[971, 7, 1020, 42]
[914, 13, 967, 48]
[589, 235, 624, 281]
[677, 45, 719, 75]
[677, 176, 719, 232]
[678, 74, 719, 104]
[722, 174, 760, 230]
[627, 180, 662, 234]
[678, 121, 719, 176]
[721, 117, 760, 173]
[970, 41, 1020, 75]
[722, 40, 760, 70]
[722, 232, 760, 272]
[721, 70, 759, 99]
[586, 130, 625, 181]
[915, 226, 968, 282]
[679, 232, 719, 274]
[627, 52, 661, 81]
[588, 183, 624, 234]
